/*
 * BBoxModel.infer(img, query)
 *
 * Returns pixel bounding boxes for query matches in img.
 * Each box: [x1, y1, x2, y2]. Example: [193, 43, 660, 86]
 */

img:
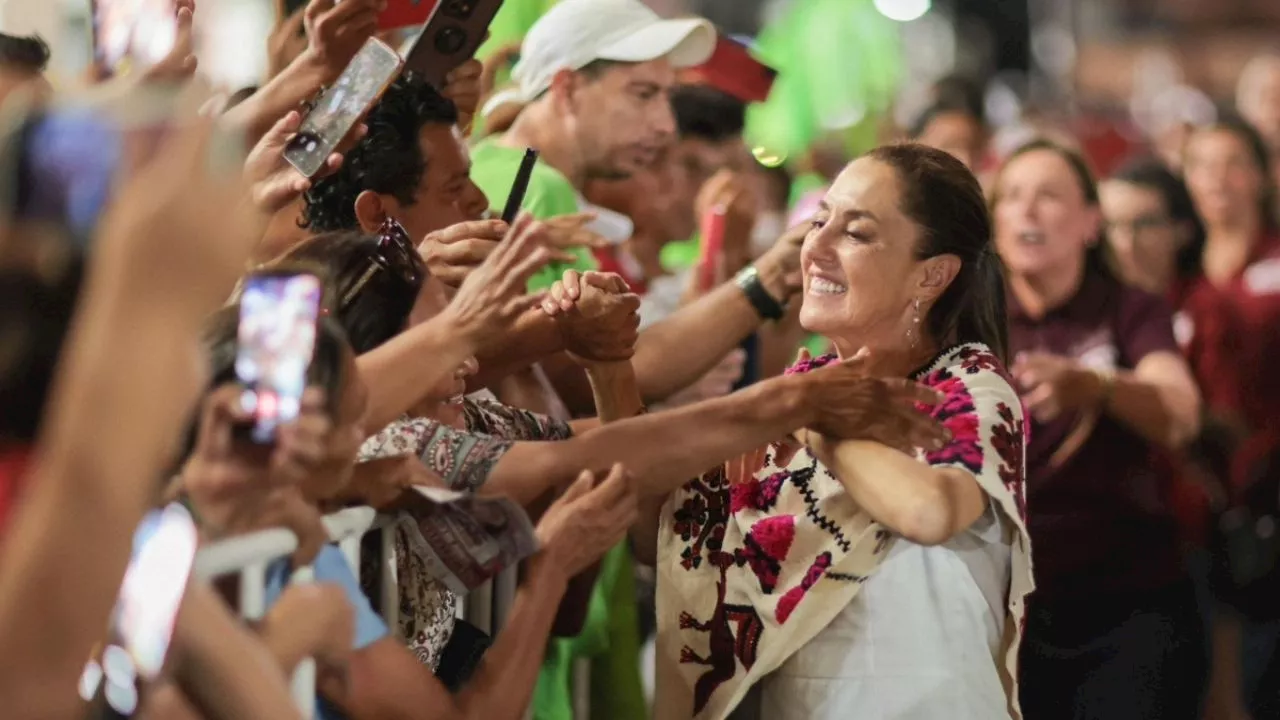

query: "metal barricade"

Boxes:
[191, 508, 529, 719]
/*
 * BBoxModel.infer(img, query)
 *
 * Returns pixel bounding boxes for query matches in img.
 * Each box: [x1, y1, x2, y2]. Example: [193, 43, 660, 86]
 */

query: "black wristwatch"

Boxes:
[734, 265, 787, 321]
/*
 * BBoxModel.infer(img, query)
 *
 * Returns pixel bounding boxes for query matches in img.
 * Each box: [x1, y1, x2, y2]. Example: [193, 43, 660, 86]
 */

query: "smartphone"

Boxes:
[234, 272, 323, 444]
[284, 37, 403, 179]
[91, 0, 178, 76]
[381, 0, 440, 30]
[79, 504, 199, 717]
[403, 0, 506, 90]
[697, 206, 727, 292]
[687, 36, 777, 103]
[500, 148, 538, 224]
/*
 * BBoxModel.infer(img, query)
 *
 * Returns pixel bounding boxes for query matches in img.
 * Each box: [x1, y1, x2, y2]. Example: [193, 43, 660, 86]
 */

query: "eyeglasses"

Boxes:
[339, 217, 426, 309]
[1104, 215, 1172, 238]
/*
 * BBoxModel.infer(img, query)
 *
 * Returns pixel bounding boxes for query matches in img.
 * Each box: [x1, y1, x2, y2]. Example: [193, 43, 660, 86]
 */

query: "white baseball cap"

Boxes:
[494, 0, 716, 109]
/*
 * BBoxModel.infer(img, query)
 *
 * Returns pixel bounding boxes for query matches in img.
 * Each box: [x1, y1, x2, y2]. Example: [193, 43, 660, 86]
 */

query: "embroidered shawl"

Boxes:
[654, 343, 1035, 720]
[357, 398, 571, 669]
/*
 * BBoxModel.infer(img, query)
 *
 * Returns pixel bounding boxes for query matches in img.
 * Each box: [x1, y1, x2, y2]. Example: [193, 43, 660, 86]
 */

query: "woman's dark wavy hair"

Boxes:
[1187, 115, 1279, 233]
[866, 143, 1010, 364]
[991, 138, 1115, 282]
[1108, 157, 1207, 283]
[273, 231, 414, 354]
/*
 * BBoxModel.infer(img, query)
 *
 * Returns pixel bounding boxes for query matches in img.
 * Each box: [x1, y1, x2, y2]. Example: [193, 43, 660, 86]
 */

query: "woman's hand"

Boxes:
[440, 212, 565, 349]
[331, 456, 448, 510]
[243, 110, 350, 214]
[540, 270, 641, 364]
[534, 464, 640, 583]
[795, 348, 948, 452]
[1011, 351, 1106, 423]
[300, 0, 383, 85]
[181, 385, 331, 536]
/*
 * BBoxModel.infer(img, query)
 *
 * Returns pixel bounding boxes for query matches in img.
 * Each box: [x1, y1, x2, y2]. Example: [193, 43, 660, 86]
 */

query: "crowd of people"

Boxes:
[0, 0, 1277, 719]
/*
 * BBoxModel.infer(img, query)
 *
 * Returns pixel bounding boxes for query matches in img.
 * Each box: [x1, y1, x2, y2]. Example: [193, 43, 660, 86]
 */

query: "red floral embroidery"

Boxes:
[775, 552, 833, 624]
[992, 402, 1028, 522]
[730, 471, 787, 513]
[917, 367, 985, 474]
[736, 515, 796, 593]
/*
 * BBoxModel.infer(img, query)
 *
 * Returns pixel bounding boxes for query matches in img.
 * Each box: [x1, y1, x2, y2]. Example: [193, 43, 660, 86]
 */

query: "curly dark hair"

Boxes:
[301, 74, 459, 233]
[0, 33, 50, 74]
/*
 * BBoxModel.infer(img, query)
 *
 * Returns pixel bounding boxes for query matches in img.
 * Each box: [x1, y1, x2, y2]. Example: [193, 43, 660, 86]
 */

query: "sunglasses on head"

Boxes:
[338, 218, 426, 309]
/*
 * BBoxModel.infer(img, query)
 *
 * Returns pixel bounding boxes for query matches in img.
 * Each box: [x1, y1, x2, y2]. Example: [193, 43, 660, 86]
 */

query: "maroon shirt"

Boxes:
[1174, 236, 1280, 496]
[1009, 270, 1184, 599]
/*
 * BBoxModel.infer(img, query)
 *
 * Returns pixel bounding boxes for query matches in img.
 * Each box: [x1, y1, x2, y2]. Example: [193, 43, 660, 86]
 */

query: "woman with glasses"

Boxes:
[1100, 159, 1207, 300]
[993, 139, 1206, 720]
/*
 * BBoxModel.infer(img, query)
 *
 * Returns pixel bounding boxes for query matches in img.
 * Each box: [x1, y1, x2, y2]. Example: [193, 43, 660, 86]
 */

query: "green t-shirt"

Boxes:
[468, 138, 598, 292]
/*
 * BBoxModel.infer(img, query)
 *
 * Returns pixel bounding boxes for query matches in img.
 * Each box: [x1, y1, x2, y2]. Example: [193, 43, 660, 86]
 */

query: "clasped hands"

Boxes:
[772, 347, 952, 469]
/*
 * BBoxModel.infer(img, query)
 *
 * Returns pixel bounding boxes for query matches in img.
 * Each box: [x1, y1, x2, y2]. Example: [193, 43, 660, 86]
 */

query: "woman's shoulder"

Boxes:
[916, 343, 1016, 394]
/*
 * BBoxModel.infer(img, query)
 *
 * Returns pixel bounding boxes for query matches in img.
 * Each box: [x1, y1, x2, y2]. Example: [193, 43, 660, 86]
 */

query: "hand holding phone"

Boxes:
[283, 37, 404, 178]
[403, 0, 506, 91]
[235, 272, 323, 444]
[92, 0, 181, 76]
[79, 503, 199, 717]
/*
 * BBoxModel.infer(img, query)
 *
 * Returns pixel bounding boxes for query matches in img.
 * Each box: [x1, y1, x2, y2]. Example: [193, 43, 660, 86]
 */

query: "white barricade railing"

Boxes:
[192, 507, 529, 718]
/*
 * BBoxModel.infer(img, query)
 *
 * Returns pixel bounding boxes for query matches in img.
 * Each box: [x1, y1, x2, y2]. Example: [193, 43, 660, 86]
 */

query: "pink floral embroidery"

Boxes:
[730, 472, 787, 513]
[737, 515, 796, 593]
[775, 552, 833, 624]
[918, 367, 985, 474]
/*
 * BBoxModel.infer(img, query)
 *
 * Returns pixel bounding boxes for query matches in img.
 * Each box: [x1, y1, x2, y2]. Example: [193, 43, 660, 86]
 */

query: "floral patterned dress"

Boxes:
[653, 343, 1035, 720]
[358, 397, 571, 670]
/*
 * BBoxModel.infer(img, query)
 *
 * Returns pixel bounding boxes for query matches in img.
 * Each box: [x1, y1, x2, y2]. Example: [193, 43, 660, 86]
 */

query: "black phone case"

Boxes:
[403, 0, 506, 90]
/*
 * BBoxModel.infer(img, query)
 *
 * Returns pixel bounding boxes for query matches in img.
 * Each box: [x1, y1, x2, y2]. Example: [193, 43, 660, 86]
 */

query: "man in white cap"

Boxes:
[468, 0, 718, 293]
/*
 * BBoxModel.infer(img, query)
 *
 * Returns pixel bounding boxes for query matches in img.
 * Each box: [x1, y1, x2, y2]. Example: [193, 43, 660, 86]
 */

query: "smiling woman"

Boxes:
[654, 143, 1033, 720]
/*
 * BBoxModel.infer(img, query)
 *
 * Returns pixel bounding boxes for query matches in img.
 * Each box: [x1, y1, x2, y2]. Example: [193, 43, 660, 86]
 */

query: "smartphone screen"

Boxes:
[380, 0, 440, 30]
[93, 0, 178, 74]
[284, 38, 403, 178]
[235, 273, 322, 444]
[79, 504, 198, 717]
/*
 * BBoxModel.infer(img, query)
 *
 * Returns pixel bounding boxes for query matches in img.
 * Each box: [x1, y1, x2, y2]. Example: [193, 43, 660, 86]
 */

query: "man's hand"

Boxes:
[441, 212, 568, 348]
[301, 0, 383, 85]
[443, 58, 483, 129]
[418, 218, 510, 289]
[695, 170, 757, 270]
[540, 270, 640, 364]
[420, 213, 605, 289]
[535, 464, 640, 583]
[266, 7, 309, 82]
[751, 221, 807, 303]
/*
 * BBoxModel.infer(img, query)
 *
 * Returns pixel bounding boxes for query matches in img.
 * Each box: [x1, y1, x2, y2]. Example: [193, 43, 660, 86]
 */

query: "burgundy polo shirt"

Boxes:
[1009, 270, 1184, 600]
[1174, 236, 1280, 497]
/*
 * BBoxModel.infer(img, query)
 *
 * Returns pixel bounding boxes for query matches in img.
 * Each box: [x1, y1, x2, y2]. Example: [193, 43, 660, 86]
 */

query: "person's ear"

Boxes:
[916, 254, 961, 304]
[353, 191, 389, 234]
[548, 68, 584, 114]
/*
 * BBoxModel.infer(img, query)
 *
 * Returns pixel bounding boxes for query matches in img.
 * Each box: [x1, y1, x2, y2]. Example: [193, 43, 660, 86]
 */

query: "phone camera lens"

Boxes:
[442, 0, 476, 19]
[434, 26, 468, 55]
